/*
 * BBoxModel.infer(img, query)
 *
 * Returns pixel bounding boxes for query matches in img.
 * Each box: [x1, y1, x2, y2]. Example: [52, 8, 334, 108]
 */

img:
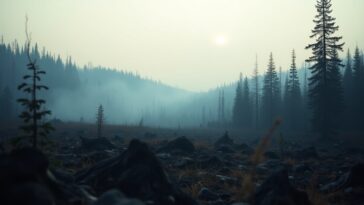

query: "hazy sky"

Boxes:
[0, 0, 363, 91]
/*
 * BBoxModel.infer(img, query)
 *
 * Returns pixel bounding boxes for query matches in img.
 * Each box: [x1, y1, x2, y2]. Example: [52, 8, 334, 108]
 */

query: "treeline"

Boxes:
[232, 0, 364, 137]
[232, 51, 307, 133]
[0, 40, 80, 121]
[232, 47, 364, 134]
[202, 0, 364, 138]
[0, 39, 193, 125]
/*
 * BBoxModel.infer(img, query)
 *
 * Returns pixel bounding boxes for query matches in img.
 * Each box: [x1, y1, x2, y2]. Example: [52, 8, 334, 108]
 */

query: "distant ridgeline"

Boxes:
[0, 40, 202, 127]
[0, 40, 363, 131]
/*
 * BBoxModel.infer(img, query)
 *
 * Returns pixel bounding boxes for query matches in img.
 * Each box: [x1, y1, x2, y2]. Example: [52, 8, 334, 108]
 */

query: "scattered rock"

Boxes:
[320, 163, 364, 193]
[50, 168, 75, 184]
[292, 164, 312, 174]
[95, 189, 145, 205]
[112, 135, 125, 145]
[214, 131, 234, 148]
[205, 199, 225, 205]
[156, 153, 172, 159]
[82, 150, 115, 163]
[264, 151, 279, 159]
[216, 174, 238, 184]
[257, 159, 285, 172]
[157, 136, 195, 154]
[292, 146, 318, 160]
[173, 157, 194, 168]
[0, 148, 91, 205]
[254, 169, 311, 205]
[80, 137, 116, 152]
[199, 155, 225, 169]
[216, 145, 235, 154]
[76, 139, 198, 205]
[144, 132, 157, 139]
[235, 143, 254, 155]
[198, 187, 219, 201]
[217, 167, 232, 175]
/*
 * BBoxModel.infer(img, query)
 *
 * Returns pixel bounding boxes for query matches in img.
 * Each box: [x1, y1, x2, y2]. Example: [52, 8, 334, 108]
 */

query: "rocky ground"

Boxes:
[0, 124, 364, 205]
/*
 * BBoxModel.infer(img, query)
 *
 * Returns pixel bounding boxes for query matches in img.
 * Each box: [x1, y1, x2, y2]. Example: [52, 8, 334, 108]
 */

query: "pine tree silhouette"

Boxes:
[17, 17, 53, 148]
[306, 0, 344, 138]
[96, 104, 104, 138]
[232, 73, 244, 127]
[262, 53, 280, 127]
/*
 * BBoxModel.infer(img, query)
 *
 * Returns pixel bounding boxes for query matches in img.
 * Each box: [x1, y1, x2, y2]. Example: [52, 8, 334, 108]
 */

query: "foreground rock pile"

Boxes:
[1, 133, 364, 205]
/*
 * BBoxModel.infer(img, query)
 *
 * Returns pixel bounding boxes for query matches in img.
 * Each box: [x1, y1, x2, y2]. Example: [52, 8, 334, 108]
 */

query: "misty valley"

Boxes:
[1, 0, 364, 205]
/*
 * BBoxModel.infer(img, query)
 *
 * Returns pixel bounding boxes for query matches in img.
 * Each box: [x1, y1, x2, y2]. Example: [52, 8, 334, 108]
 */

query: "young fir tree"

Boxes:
[261, 53, 280, 127]
[305, 0, 344, 138]
[241, 77, 252, 128]
[17, 18, 53, 148]
[96, 104, 104, 138]
[232, 73, 244, 127]
[286, 50, 302, 130]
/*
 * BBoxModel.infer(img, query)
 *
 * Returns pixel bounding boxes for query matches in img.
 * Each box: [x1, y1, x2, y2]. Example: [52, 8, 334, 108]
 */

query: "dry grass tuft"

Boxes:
[178, 167, 218, 199]
[251, 118, 282, 165]
[77, 156, 96, 171]
[241, 118, 282, 201]
[306, 175, 329, 205]
[182, 182, 203, 199]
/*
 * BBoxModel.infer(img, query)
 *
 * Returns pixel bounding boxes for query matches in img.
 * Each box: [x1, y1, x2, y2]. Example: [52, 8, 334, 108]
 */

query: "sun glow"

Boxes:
[214, 35, 227, 46]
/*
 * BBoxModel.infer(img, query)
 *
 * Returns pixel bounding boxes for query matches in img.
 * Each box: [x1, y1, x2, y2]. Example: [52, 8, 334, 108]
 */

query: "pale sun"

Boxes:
[214, 36, 227, 46]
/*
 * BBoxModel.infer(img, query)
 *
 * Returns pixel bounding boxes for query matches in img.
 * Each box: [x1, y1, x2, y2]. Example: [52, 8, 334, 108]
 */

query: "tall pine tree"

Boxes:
[232, 73, 244, 127]
[253, 56, 260, 130]
[261, 53, 280, 127]
[306, 0, 344, 138]
[343, 49, 354, 129]
[96, 104, 104, 138]
[242, 77, 252, 128]
[352, 47, 364, 129]
[286, 50, 302, 130]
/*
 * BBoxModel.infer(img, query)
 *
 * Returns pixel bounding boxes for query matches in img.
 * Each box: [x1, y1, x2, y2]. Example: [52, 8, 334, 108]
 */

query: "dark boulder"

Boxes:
[214, 131, 234, 148]
[235, 143, 254, 155]
[95, 189, 145, 205]
[50, 168, 75, 184]
[292, 164, 312, 174]
[173, 157, 194, 168]
[198, 187, 219, 201]
[254, 169, 311, 205]
[0, 148, 90, 205]
[76, 139, 198, 205]
[5, 182, 55, 205]
[320, 163, 364, 193]
[216, 145, 235, 154]
[157, 136, 195, 154]
[198, 155, 225, 169]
